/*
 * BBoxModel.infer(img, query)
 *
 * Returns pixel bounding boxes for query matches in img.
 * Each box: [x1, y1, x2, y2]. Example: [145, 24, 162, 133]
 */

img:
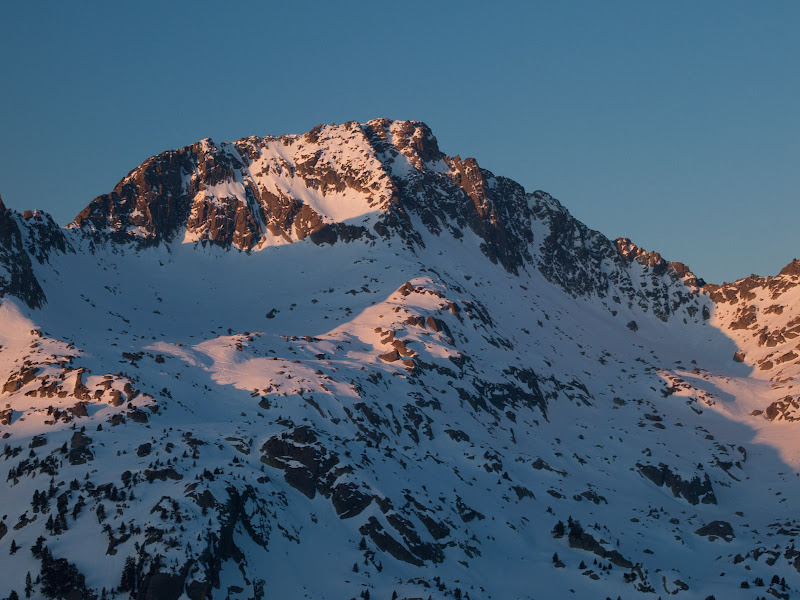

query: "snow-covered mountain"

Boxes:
[1, 119, 799, 600]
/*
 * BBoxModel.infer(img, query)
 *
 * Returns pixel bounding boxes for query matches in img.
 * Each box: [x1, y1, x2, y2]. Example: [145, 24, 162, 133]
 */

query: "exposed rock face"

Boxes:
[71, 122, 399, 249]
[695, 520, 734, 542]
[260, 426, 342, 499]
[615, 238, 704, 287]
[779, 259, 800, 277]
[137, 572, 186, 600]
[361, 119, 536, 274]
[68, 430, 93, 465]
[0, 196, 47, 308]
[524, 198, 706, 321]
[765, 396, 800, 422]
[69, 120, 539, 277]
[73, 138, 250, 246]
[0, 193, 72, 308]
[703, 258, 800, 392]
[567, 520, 633, 568]
[637, 463, 717, 505]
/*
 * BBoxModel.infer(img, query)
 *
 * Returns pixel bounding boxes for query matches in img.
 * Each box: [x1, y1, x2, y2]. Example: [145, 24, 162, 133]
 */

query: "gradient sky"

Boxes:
[1, 1, 798, 283]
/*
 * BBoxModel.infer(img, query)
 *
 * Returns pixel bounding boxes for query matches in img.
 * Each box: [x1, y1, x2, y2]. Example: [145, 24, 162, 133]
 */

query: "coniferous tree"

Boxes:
[31, 536, 46, 559]
[38, 547, 92, 600]
[119, 556, 136, 593]
[551, 520, 565, 538]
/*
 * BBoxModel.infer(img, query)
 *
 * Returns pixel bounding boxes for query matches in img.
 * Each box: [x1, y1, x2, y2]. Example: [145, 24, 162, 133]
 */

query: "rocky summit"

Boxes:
[1, 120, 800, 600]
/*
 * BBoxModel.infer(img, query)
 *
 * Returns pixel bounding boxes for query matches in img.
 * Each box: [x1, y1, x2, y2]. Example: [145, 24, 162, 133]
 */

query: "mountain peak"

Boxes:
[364, 118, 443, 165]
[779, 258, 800, 277]
[615, 237, 703, 286]
[70, 119, 450, 250]
[67, 119, 541, 278]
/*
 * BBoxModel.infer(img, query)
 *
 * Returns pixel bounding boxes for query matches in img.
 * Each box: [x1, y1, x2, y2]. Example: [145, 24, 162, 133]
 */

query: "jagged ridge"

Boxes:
[6, 120, 708, 328]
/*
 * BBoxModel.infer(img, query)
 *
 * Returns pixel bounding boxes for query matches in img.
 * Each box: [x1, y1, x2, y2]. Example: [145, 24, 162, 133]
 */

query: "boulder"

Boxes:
[694, 520, 734, 542]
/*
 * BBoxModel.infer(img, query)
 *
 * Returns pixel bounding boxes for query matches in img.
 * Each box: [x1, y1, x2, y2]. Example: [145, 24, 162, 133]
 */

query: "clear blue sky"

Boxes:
[1, 1, 798, 283]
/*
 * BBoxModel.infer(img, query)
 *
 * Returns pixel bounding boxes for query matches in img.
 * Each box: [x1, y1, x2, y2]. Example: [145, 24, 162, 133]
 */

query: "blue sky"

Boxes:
[1, 1, 797, 283]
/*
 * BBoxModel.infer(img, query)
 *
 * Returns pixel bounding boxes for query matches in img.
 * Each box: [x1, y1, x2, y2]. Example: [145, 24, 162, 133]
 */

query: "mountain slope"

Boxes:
[1, 120, 799, 600]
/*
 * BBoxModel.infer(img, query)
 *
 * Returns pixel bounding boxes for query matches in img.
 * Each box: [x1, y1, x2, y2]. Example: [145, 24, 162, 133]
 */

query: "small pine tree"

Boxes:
[552, 521, 565, 538]
[10, 539, 19, 555]
[119, 556, 136, 592]
[31, 536, 46, 559]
